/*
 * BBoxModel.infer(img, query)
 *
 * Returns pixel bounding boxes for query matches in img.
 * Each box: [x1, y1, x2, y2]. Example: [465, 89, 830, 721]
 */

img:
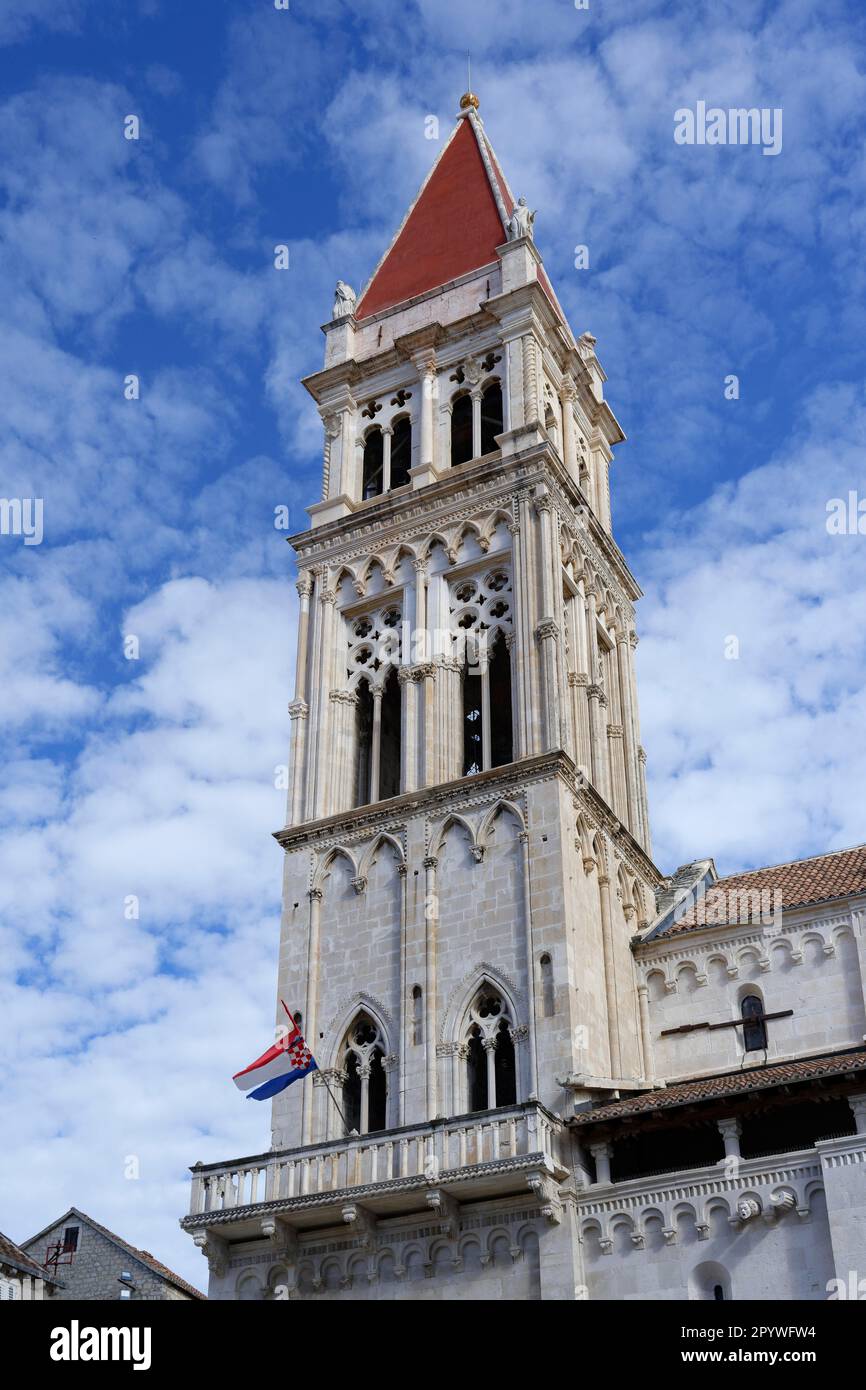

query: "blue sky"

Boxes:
[1, 0, 865, 1290]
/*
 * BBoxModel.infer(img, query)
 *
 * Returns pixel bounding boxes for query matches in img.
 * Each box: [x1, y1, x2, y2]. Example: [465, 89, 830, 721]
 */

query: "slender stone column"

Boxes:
[519, 830, 539, 1099]
[718, 1118, 742, 1159]
[399, 667, 417, 794]
[424, 855, 439, 1120]
[369, 687, 383, 803]
[417, 357, 437, 470]
[848, 1093, 866, 1135]
[598, 866, 622, 1079]
[560, 376, 577, 477]
[471, 387, 483, 459]
[616, 631, 641, 837]
[302, 887, 323, 1144]
[590, 1141, 612, 1186]
[637, 983, 654, 1082]
[381, 424, 393, 494]
[311, 579, 337, 817]
[397, 864, 408, 1125]
[534, 488, 561, 750]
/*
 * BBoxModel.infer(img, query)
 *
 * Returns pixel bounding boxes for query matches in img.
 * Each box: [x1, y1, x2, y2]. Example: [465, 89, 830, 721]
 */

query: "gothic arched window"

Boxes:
[465, 989, 517, 1112]
[451, 571, 514, 776]
[451, 393, 473, 467]
[349, 607, 402, 806]
[480, 381, 503, 455]
[341, 1014, 387, 1134]
[741, 994, 768, 1052]
[389, 416, 412, 489]
[362, 428, 384, 499]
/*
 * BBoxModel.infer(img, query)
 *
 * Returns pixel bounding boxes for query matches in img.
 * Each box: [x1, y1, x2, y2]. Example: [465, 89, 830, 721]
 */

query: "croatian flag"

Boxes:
[233, 1004, 317, 1101]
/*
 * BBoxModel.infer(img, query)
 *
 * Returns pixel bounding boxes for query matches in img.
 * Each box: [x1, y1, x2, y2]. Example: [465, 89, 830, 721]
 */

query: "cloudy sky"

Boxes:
[1, 0, 864, 1290]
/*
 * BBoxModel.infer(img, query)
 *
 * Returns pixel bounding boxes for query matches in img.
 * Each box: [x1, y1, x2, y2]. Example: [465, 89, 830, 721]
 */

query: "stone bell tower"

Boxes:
[185, 92, 663, 1301]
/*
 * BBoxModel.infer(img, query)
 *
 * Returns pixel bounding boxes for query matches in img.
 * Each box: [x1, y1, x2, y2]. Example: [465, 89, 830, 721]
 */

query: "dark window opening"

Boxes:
[362, 429, 384, 500]
[62, 1227, 79, 1253]
[467, 1030, 487, 1111]
[713, 1284, 725, 1301]
[343, 1050, 362, 1133]
[480, 381, 503, 455]
[451, 394, 473, 467]
[390, 416, 412, 489]
[412, 985, 423, 1045]
[540, 954, 554, 1017]
[489, 630, 513, 767]
[355, 681, 373, 806]
[741, 994, 768, 1051]
[494, 1018, 516, 1106]
[739, 1097, 856, 1160]
[378, 668, 402, 800]
[368, 1052, 387, 1132]
[610, 1123, 724, 1183]
[462, 664, 482, 775]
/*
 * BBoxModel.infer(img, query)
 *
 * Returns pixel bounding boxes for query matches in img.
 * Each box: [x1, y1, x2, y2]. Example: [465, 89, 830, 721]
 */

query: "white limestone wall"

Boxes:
[579, 1154, 836, 1301]
[640, 913, 866, 1082]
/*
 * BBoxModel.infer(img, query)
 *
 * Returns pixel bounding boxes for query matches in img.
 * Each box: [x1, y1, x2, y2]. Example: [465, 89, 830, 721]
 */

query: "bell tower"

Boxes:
[187, 94, 663, 1302]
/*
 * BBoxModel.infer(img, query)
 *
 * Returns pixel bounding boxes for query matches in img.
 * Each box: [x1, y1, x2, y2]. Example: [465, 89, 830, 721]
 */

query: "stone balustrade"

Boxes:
[187, 1102, 562, 1221]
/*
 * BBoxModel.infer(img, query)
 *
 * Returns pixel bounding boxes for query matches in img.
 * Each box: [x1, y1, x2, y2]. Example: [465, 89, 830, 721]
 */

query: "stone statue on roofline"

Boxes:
[507, 196, 536, 242]
[332, 280, 357, 319]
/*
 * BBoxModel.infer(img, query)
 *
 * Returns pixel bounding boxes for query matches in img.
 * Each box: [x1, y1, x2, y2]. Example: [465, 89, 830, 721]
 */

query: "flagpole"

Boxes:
[280, 998, 355, 1137]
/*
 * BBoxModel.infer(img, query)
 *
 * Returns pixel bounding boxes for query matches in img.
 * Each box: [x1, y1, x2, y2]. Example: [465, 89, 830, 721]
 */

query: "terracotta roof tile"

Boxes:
[568, 1049, 866, 1126]
[661, 843, 866, 935]
[0, 1229, 60, 1283]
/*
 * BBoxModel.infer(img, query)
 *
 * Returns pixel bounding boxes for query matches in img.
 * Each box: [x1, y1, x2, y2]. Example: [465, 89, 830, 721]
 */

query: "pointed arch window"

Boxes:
[480, 381, 503, 455]
[465, 989, 517, 1112]
[349, 607, 403, 806]
[341, 1014, 387, 1134]
[741, 994, 768, 1052]
[451, 571, 514, 776]
[451, 393, 473, 467]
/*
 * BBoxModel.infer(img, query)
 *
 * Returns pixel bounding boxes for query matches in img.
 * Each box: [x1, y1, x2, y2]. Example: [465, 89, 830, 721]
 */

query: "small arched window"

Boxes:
[341, 1014, 387, 1134]
[741, 994, 768, 1052]
[451, 393, 473, 467]
[480, 381, 503, 455]
[411, 985, 423, 1045]
[390, 416, 412, 489]
[362, 428, 384, 499]
[539, 954, 554, 1017]
[465, 989, 517, 1112]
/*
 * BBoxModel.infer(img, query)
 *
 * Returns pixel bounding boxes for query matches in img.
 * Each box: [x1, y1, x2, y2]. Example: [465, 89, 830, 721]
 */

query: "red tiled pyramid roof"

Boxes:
[355, 117, 507, 320]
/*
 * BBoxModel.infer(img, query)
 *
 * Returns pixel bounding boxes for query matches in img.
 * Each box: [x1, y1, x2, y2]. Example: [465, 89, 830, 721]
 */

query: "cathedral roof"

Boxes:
[354, 105, 563, 324]
[652, 841, 866, 937]
[568, 1047, 866, 1127]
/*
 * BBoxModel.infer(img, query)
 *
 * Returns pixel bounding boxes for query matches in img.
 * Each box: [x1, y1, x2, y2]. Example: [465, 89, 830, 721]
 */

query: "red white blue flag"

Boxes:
[232, 1003, 317, 1101]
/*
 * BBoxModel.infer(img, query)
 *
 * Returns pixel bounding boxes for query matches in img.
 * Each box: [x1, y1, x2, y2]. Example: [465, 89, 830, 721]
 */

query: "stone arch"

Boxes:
[323, 990, 395, 1069]
[236, 1270, 264, 1301]
[477, 797, 525, 852]
[575, 812, 595, 867]
[357, 831, 405, 881]
[689, 1260, 731, 1301]
[428, 810, 479, 861]
[312, 844, 359, 893]
[481, 508, 512, 550]
[440, 960, 525, 1045]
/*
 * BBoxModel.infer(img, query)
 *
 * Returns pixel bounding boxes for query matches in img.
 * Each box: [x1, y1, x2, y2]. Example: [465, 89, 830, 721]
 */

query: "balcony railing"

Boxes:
[187, 1102, 562, 1220]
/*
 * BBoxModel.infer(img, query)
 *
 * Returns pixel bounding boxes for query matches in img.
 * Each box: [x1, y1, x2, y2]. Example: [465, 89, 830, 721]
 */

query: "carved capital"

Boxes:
[193, 1231, 229, 1280]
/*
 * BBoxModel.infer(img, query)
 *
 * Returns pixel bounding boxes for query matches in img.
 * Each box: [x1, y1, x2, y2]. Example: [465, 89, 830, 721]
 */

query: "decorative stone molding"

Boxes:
[341, 1204, 376, 1248]
[425, 1190, 459, 1237]
[527, 1172, 563, 1225]
[288, 700, 309, 721]
[193, 1231, 228, 1280]
[350, 876, 367, 895]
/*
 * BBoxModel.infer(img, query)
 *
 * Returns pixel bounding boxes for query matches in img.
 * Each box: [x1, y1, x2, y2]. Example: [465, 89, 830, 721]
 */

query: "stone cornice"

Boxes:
[287, 439, 642, 608]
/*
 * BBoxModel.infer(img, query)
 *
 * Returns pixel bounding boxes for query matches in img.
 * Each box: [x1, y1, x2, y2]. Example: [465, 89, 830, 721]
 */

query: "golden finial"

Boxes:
[460, 53, 479, 110]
